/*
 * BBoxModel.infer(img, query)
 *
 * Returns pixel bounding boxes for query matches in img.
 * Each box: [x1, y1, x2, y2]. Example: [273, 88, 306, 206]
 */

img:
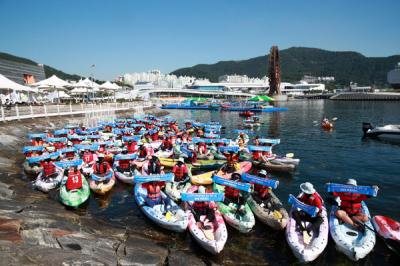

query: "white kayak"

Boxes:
[134, 184, 188, 232]
[286, 207, 329, 263]
[270, 156, 300, 166]
[113, 161, 140, 184]
[329, 202, 376, 261]
[23, 161, 42, 176]
[247, 192, 288, 230]
[34, 169, 64, 193]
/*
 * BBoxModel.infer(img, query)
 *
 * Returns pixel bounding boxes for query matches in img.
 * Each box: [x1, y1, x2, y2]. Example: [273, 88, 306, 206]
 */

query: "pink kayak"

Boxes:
[216, 161, 252, 179]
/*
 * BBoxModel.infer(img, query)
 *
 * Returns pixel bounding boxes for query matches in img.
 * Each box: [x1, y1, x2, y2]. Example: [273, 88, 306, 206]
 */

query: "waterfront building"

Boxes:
[123, 70, 195, 88]
[387, 63, 400, 89]
[280, 82, 326, 96]
[0, 58, 46, 85]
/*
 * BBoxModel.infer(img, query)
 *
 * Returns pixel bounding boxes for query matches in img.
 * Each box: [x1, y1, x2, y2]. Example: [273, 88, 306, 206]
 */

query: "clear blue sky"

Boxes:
[1, 0, 399, 80]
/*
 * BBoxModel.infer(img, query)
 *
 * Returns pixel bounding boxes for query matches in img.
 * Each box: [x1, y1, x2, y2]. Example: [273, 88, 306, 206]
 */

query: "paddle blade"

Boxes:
[165, 211, 172, 221]
[286, 153, 294, 158]
[332, 117, 338, 121]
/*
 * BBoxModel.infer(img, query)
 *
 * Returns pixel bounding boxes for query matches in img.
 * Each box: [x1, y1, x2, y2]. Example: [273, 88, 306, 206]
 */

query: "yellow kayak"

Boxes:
[190, 171, 214, 185]
[160, 158, 225, 171]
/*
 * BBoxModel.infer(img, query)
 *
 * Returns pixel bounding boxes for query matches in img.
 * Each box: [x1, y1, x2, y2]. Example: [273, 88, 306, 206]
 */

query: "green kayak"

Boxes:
[213, 183, 255, 233]
[60, 177, 90, 207]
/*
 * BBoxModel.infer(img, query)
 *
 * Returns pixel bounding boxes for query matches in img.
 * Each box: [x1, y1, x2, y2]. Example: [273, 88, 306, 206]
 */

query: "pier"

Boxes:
[0, 101, 152, 122]
[330, 92, 400, 101]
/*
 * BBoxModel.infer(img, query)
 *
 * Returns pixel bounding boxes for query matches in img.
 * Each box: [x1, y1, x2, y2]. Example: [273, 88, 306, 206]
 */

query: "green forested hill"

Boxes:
[171, 47, 400, 86]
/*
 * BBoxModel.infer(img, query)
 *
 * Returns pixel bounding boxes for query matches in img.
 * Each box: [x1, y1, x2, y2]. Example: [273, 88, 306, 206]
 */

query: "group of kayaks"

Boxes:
[21, 114, 399, 260]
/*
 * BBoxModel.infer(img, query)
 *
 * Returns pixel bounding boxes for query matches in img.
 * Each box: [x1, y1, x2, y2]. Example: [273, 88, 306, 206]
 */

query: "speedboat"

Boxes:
[362, 123, 400, 142]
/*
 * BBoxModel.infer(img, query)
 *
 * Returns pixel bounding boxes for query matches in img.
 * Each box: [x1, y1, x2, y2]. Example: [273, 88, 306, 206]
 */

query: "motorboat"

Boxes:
[362, 122, 400, 142]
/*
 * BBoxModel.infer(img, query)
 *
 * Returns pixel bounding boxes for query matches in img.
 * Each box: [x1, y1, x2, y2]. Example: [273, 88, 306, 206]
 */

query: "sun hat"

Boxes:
[300, 182, 316, 195]
[198, 186, 206, 194]
[259, 170, 267, 176]
[346, 178, 357, 186]
[178, 157, 185, 163]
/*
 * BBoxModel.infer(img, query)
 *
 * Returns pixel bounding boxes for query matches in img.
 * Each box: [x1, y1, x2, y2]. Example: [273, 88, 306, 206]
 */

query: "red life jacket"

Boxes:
[198, 143, 207, 154]
[32, 140, 43, 146]
[71, 139, 81, 145]
[98, 146, 106, 153]
[66, 151, 75, 158]
[151, 133, 158, 141]
[125, 142, 137, 153]
[225, 186, 240, 198]
[139, 149, 146, 157]
[66, 169, 82, 190]
[298, 192, 323, 210]
[95, 161, 110, 174]
[162, 139, 172, 150]
[333, 192, 369, 215]
[53, 142, 65, 150]
[252, 151, 262, 160]
[193, 201, 208, 213]
[225, 153, 239, 163]
[83, 152, 94, 163]
[254, 183, 270, 198]
[172, 164, 188, 181]
[119, 159, 130, 169]
[42, 161, 56, 177]
[143, 182, 164, 200]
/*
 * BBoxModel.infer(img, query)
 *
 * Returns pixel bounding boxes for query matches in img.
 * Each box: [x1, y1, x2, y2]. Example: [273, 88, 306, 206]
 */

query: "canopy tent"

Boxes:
[31, 75, 70, 89]
[69, 78, 100, 102]
[48, 90, 71, 99]
[0, 74, 38, 92]
[248, 95, 274, 102]
[99, 81, 120, 91]
[69, 87, 87, 94]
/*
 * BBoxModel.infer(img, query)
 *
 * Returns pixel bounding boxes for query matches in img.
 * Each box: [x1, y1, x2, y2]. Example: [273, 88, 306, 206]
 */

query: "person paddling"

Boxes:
[92, 154, 111, 176]
[331, 179, 377, 231]
[65, 166, 83, 191]
[223, 173, 249, 215]
[252, 170, 273, 208]
[292, 182, 324, 238]
[191, 186, 216, 228]
[40, 157, 57, 180]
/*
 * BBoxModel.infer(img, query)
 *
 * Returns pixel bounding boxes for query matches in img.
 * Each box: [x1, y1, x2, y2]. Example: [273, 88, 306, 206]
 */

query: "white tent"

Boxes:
[32, 74, 70, 89]
[70, 87, 87, 94]
[99, 81, 120, 91]
[0, 74, 37, 92]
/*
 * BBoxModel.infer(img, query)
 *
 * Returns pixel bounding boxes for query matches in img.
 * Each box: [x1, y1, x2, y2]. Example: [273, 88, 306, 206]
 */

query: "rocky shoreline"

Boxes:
[0, 108, 207, 266]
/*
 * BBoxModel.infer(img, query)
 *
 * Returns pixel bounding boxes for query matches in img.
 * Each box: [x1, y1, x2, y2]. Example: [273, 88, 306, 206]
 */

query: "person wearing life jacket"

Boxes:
[292, 182, 324, 236]
[138, 144, 147, 159]
[125, 139, 138, 153]
[64, 148, 76, 160]
[172, 157, 189, 182]
[116, 148, 137, 174]
[40, 157, 57, 179]
[144, 144, 154, 157]
[223, 151, 240, 172]
[82, 148, 96, 165]
[236, 132, 249, 145]
[191, 186, 216, 226]
[161, 136, 173, 151]
[223, 173, 248, 215]
[197, 142, 208, 155]
[197, 128, 204, 137]
[251, 170, 273, 207]
[53, 141, 65, 150]
[65, 166, 83, 191]
[150, 130, 159, 141]
[93, 154, 111, 175]
[32, 137, 44, 147]
[187, 144, 197, 163]
[142, 181, 166, 207]
[332, 179, 376, 230]
[142, 155, 162, 175]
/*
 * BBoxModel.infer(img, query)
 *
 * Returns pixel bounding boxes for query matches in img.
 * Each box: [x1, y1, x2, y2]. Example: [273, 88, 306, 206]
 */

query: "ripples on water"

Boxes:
[64, 101, 400, 265]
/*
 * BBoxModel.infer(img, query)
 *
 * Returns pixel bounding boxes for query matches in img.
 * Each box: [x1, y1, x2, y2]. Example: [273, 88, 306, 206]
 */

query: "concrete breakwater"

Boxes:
[330, 92, 400, 101]
[0, 108, 206, 266]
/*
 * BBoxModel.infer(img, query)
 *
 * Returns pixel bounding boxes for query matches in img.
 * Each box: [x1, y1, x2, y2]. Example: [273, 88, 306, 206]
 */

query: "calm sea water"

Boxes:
[85, 100, 400, 265]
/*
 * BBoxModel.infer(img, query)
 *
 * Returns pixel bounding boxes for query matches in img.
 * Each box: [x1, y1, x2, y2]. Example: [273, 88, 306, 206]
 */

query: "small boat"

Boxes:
[329, 202, 376, 261]
[372, 215, 400, 255]
[247, 191, 288, 230]
[134, 184, 188, 232]
[363, 122, 400, 142]
[239, 111, 255, 117]
[34, 169, 64, 193]
[213, 184, 255, 233]
[286, 207, 329, 262]
[59, 177, 90, 207]
[185, 186, 228, 254]
[253, 160, 296, 173]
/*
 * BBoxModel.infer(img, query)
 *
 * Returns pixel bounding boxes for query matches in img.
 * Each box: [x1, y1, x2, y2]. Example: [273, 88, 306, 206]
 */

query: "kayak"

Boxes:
[247, 192, 289, 230]
[113, 162, 140, 184]
[165, 180, 192, 201]
[134, 184, 188, 232]
[270, 157, 300, 166]
[213, 183, 255, 233]
[216, 161, 252, 179]
[190, 171, 214, 185]
[372, 215, 400, 255]
[329, 202, 376, 261]
[34, 169, 64, 193]
[322, 122, 333, 130]
[59, 177, 90, 207]
[185, 186, 228, 254]
[155, 149, 174, 158]
[211, 150, 226, 160]
[89, 172, 116, 195]
[23, 161, 42, 176]
[253, 160, 296, 173]
[286, 207, 329, 262]
[160, 158, 225, 171]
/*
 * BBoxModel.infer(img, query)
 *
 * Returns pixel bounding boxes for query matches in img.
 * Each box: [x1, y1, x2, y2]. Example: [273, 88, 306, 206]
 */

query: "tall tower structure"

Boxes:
[268, 46, 281, 95]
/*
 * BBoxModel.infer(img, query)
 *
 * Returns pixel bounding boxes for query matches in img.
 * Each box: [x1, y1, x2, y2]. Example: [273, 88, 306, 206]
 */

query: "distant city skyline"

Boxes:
[0, 0, 399, 80]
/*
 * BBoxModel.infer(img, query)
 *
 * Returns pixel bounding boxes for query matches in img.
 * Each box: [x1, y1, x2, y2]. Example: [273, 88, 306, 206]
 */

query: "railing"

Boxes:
[0, 101, 153, 122]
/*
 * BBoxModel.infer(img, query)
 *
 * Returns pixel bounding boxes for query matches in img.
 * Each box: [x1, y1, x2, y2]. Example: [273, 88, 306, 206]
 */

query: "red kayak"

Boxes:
[239, 111, 254, 117]
[372, 215, 400, 254]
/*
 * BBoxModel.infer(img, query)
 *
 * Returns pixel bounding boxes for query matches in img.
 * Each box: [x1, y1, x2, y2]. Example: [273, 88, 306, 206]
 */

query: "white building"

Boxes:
[123, 70, 196, 88]
[218, 74, 268, 84]
[281, 82, 326, 96]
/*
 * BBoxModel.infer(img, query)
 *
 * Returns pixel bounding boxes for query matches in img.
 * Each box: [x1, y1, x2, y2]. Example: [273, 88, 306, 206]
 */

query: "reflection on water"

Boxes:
[78, 101, 399, 265]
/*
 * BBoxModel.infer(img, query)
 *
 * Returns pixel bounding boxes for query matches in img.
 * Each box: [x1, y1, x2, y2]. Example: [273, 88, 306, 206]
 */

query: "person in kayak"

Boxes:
[125, 139, 138, 153]
[142, 155, 163, 175]
[116, 148, 137, 174]
[32, 137, 44, 147]
[252, 170, 273, 208]
[187, 144, 198, 164]
[65, 166, 83, 191]
[82, 147, 96, 165]
[40, 157, 58, 179]
[172, 157, 189, 182]
[222, 150, 240, 172]
[223, 173, 249, 215]
[292, 182, 324, 236]
[332, 179, 377, 230]
[161, 136, 173, 151]
[197, 141, 208, 156]
[144, 144, 155, 157]
[141, 180, 168, 208]
[92, 154, 111, 175]
[236, 132, 249, 145]
[191, 186, 216, 228]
